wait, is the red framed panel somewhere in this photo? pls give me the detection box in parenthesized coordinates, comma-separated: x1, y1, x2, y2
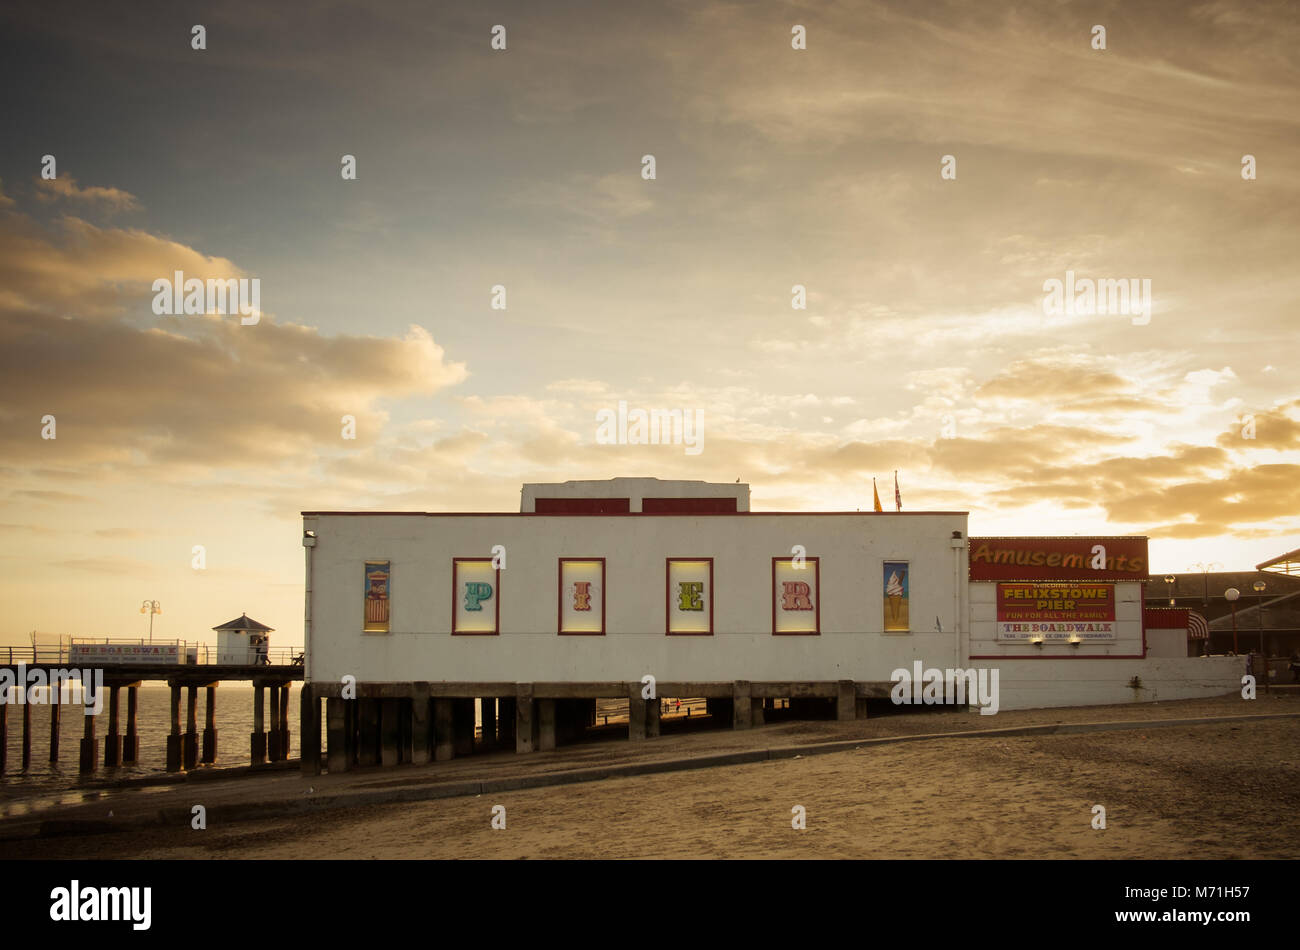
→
(558, 557, 606, 635)
(451, 557, 501, 635)
(665, 557, 714, 636)
(771, 556, 820, 635)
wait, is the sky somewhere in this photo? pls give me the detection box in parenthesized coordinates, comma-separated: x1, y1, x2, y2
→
(0, 0, 1297, 647)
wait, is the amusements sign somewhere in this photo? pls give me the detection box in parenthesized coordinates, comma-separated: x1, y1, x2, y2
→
(969, 537, 1148, 582)
(996, 583, 1116, 641)
(69, 644, 181, 664)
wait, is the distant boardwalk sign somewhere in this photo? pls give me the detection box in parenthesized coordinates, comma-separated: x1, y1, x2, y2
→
(69, 643, 181, 664)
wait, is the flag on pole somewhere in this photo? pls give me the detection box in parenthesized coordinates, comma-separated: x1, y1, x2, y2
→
(872, 477, 883, 512)
(894, 470, 902, 512)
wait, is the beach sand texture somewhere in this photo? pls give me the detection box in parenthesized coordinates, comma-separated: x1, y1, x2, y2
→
(4, 693, 1297, 860)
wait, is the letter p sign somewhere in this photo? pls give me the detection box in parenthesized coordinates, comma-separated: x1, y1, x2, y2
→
(464, 582, 493, 612)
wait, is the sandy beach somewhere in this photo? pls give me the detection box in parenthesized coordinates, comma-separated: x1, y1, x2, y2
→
(4, 692, 1297, 860)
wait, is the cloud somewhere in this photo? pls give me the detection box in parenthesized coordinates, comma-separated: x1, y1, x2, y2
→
(35, 175, 139, 212)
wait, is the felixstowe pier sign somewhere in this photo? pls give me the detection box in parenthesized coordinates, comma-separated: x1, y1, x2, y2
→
(968, 537, 1148, 582)
(996, 583, 1116, 641)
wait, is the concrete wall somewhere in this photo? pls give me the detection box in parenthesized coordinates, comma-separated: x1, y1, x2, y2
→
(985, 656, 1244, 711)
(305, 512, 968, 685)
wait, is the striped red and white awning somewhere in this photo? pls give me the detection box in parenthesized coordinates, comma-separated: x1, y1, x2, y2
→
(1188, 611, 1209, 639)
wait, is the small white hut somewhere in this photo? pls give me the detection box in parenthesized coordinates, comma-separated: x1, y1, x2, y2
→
(213, 613, 274, 665)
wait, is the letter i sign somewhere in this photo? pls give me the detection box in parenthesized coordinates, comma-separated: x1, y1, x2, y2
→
(573, 581, 592, 611)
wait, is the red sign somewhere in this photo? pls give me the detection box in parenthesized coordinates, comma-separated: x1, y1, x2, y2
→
(997, 583, 1116, 641)
(969, 537, 1147, 582)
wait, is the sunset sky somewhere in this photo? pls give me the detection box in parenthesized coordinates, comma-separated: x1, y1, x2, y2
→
(1, 1, 1297, 647)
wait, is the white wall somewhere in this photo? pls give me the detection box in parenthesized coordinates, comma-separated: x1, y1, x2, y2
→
(1146, 627, 1189, 658)
(305, 512, 967, 685)
(982, 656, 1244, 710)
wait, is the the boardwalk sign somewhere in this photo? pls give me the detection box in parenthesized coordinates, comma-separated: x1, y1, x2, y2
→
(69, 643, 180, 664)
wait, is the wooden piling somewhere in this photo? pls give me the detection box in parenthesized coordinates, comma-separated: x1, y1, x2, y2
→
(79, 700, 97, 774)
(410, 684, 430, 765)
(280, 684, 292, 759)
(122, 685, 139, 763)
(202, 685, 218, 764)
(251, 684, 266, 765)
(732, 681, 752, 730)
(380, 698, 400, 766)
(646, 694, 661, 738)
(268, 685, 281, 762)
(433, 698, 454, 761)
(166, 682, 182, 772)
(326, 696, 349, 773)
(514, 685, 534, 754)
(498, 697, 516, 747)
(300, 682, 321, 775)
(21, 700, 31, 770)
(103, 685, 121, 767)
(837, 680, 857, 721)
(49, 692, 60, 762)
(183, 684, 199, 770)
(537, 698, 556, 751)
(0, 698, 7, 773)
(628, 687, 646, 741)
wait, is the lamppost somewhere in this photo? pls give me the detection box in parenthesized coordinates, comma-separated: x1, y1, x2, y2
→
(1189, 562, 1223, 606)
(1253, 579, 1267, 654)
(140, 599, 161, 643)
(1164, 574, 1176, 606)
(1224, 588, 1240, 656)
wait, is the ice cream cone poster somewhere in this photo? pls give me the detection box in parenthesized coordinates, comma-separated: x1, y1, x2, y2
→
(364, 560, 391, 632)
(883, 561, 909, 631)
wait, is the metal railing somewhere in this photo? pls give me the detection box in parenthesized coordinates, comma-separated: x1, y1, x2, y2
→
(2, 643, 304, 666)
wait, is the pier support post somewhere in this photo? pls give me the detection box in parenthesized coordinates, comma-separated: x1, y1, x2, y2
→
(280, 684, 291, 760)
(167, 682, 182, 771)
(380, 698, 400, 767)
(452, 698, 475, 756)
(515, 685, 534, 754)
(646, 696, 661, 738)
(251, 684, 266, 765)
(79, 701, 97, 774)
(123, 685, 139, 763)
(628, 686, 647, 741)
(22, 700, 32, 770)
(49, 692, 61, 762)
(357, 698, 379, 766)
(733, 681, 752, 730)
(0, 699, 6, 773)
(537, 698, 556, 751)
(326, 696, 349, 772)
(479, 697, 497, 751)
(751, 695, 765, 727)
(299, 683, 320, 774)
(183, 685, 199, 770)
(434, 698, 454, 761)
(837, 680, 857, 721)
(202, 685, 218, 764)
(411, 684, 430, 765)
(103, 685, 121, 767)
(268, 685, 282, 762)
